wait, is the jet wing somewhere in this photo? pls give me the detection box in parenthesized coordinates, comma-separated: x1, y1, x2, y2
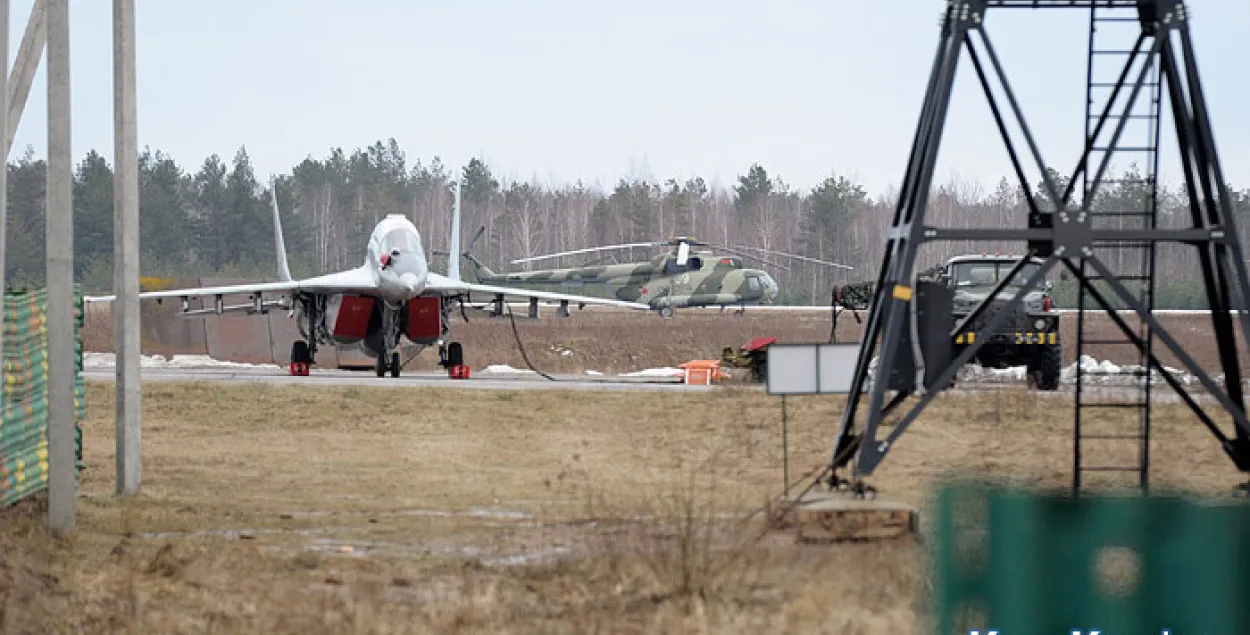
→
(84, 266, 379, 303)
(424, 272, 650, 310)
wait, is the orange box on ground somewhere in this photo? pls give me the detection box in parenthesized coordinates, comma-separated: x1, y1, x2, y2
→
(679, 360, 726, 385)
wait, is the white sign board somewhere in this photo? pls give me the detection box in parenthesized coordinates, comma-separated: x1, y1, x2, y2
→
(766, 342, 862, 395)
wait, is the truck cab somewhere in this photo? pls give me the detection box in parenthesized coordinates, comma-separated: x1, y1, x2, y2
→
(939, 254, 1061, 390)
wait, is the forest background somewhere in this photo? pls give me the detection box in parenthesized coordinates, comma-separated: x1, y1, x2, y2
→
(7, 138, 1247, 308)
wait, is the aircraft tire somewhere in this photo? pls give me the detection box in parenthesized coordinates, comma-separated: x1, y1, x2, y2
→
(390, 352, 401, 378)
(658, 306, 674, 319)
(291, 340, 311, 364)
(375, 352, 387, 378)
(447, 342, 464, 367)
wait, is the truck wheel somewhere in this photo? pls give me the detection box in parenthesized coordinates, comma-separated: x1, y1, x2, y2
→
(1034, 343, 1061, 391)
(751, 354, 767, 383)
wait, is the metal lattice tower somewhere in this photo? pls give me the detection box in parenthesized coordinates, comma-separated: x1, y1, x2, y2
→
(828, 0, 1250, 497)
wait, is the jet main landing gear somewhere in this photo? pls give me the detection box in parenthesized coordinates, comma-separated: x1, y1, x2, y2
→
(290, 340, 312, 376)
(440, 341, 469, 379)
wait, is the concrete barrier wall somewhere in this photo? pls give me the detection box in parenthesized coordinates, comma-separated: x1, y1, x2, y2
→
(141, 276, 209, 357)
(198, 277, 277, 364)
(88, 277, 361, 369)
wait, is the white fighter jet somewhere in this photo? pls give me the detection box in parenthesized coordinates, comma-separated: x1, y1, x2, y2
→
(85, 181, 650, 377)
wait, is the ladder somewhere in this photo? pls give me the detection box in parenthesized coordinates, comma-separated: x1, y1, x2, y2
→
(1072, 3, 1162, 496)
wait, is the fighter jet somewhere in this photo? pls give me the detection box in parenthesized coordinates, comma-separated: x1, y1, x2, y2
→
(84, 181, 650, 378)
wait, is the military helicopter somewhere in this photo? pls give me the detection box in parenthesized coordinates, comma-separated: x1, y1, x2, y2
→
(444, 227, 853, 317)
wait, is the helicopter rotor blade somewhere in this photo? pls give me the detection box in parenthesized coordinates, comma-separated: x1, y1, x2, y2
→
(720, 244, 854, 270)
(510, 241, 664, 265)
(709, 244, 792, 272)
(465, 225, 487, 254)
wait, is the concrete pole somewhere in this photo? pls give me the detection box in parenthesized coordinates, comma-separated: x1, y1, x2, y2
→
(6, 0, 43, 153)
(45, 0, 73, 536)
(112, 0, 140, 495)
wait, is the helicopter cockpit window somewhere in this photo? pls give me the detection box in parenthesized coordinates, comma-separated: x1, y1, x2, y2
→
(747, 276, 761, 291)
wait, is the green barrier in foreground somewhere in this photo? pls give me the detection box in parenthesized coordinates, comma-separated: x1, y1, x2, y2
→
(933, 481, 1250, 635)
(0, 287, 85, 508)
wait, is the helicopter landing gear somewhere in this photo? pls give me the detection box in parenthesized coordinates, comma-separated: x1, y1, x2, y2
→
(658, 306, 674, 319)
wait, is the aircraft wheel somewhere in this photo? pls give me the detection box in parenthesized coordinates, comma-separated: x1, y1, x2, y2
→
(291, 340, 311, 364)
(289, 340, 312, 376)
(658, 306, 674, 319)
(390, 352, 401, 378)
(446, 342, 464, 367)
(375, 352, 387, 378)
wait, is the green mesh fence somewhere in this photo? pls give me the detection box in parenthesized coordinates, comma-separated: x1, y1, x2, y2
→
(933, 481, 1250, 635)
(0, 286, 85, 508)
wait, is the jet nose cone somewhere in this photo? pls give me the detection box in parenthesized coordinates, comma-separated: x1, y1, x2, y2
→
(400, 272, 424, 294)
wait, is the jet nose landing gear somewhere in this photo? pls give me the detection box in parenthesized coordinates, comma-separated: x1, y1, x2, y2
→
(375, 350, 401, 378)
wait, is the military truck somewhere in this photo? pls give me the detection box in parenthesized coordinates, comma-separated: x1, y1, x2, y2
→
(832, 253, 1061, 391)
(934, 254, 1061, 390)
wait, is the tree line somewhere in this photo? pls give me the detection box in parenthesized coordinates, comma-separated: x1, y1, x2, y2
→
(4, 139, 1248, 307)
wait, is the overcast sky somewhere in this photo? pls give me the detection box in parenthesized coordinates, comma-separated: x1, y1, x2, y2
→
(7, 0, 1248, 199)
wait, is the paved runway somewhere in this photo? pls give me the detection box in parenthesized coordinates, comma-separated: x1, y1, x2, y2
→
(83, 365, 1223, 403)
(82, 353, 1233, 403)
(82, 366, 718, 393)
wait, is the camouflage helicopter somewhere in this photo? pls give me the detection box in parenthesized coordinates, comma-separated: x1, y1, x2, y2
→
(447, 227, 853, 318)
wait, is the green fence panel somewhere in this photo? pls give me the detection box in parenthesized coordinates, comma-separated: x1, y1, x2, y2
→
(0, 286, 85, 508)
(933, 481, 1250, 635)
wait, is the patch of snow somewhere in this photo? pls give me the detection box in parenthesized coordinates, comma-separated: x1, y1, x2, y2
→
(957, 364, 1027, 383)
(868, 353, 1204, 388)
(621, 367, 685, 378)
(164, 354, 278, 369)
(585, 370, 603, 375)
(1061, 354, 1196, 387)
(480, 364, 536, 374)
(83, 351, 278, 370)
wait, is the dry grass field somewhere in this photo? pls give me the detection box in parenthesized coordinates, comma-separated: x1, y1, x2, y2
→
(2, 381, 1249, 633)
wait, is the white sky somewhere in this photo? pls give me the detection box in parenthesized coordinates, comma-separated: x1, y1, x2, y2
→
(7, 0, 1249, 199)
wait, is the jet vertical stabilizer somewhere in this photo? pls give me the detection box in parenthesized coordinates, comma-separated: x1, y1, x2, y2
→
(271, 178, 293, 282)
(447, 179, 463, 282)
